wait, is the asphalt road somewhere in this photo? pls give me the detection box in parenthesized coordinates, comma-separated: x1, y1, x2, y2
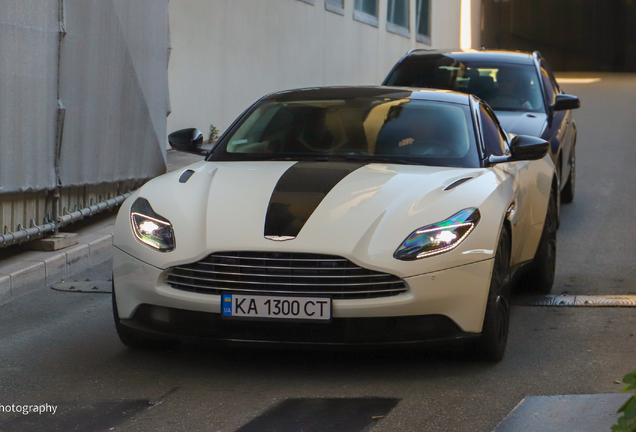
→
(1, 74, 635, 432)
(555, 73, 636, 296)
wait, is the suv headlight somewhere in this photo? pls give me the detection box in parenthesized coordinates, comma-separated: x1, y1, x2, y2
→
(394, 208, 480, 261)
(130, 198, 176, 252)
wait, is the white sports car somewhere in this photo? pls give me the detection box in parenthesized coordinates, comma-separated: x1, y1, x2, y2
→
(112, 87, 557, 361)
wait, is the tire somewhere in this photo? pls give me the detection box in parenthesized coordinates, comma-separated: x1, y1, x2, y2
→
(473, 226, 511, 362)
(555, 156, 562, 229)
(525, 190, 558, 294)
(561, 144, 575, 203)
(112, 286, 180, 350)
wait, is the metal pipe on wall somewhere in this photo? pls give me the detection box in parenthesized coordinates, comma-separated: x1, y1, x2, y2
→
(0, 192, 131, 247)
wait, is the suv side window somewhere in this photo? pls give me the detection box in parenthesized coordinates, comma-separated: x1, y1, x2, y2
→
(540, 61, 559, 105)
(480, 105, 507, 157)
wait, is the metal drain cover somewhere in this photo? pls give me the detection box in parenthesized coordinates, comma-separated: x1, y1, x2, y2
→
(51, 280, 112, 293)
(515, 294, 636, 307)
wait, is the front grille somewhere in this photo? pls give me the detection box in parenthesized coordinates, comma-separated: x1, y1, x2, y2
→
(165, 252, 407, 300)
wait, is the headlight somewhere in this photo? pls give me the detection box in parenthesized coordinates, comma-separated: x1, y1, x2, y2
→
(130, 198, 176, 252)
(394, 208, 480, 261)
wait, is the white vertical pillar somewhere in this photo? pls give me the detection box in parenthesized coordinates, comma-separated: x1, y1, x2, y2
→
(460, 0, 472, 49)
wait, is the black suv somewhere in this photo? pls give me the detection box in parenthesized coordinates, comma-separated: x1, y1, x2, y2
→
(384, 49, 580, 205)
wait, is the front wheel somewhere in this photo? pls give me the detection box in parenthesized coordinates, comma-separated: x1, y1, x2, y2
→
(473, 226, 511, 362)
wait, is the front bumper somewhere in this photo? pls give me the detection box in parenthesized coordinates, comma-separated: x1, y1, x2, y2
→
(114, 247, 494, 340)
(121, 306, 474, 345)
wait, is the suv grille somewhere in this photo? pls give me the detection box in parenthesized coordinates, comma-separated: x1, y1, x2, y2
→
(165, 252, 407, 300)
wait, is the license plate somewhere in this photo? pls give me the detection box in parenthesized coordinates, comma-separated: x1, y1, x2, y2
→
(221, 294, 331, 320)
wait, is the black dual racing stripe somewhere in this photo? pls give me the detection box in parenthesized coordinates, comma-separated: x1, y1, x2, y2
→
(264, 161, 367, 237)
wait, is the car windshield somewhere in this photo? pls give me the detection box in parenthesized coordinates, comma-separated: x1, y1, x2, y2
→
(385, 58, 545, 113)
(210, 97, 480, 168)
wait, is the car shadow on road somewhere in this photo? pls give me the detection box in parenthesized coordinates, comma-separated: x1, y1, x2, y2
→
(110, 338, 503, 385)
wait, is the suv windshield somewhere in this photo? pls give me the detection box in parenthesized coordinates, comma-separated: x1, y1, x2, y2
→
(210, 97, 480, 168)
(385, 57, 545, 113)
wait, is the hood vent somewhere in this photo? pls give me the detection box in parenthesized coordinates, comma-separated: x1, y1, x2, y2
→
(444, 177, 473, 191)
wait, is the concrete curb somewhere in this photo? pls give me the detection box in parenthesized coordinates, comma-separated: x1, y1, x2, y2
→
(0, 228, 115, 307)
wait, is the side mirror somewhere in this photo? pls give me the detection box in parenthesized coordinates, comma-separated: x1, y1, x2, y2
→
(168, 128, 206, 155)
(488, 135, 549, 164)
(551, 94, 580, 111)
(509, 135, 549, 161)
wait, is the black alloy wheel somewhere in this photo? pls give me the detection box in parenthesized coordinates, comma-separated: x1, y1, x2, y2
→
(561, 143, 575, 203)
(112, 282, 180, 350)
(474, 226, 511, 362)
(525, 190, 558, 294)
(555, 157, 562, 229)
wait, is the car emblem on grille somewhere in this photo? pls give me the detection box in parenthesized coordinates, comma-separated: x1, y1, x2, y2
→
(264, 235, 296, 242)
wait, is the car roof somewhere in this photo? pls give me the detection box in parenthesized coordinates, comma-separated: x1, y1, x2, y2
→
(402, 49, 537, 65)
(264, 86, 472, 106)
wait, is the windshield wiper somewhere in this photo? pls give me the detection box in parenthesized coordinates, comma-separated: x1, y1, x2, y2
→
(271, 156, 332, 162)
(238, 155, 419, 165)
(343, 155, 420, 165)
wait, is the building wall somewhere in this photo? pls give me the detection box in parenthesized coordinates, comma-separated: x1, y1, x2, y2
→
(167, 0, 470, 139)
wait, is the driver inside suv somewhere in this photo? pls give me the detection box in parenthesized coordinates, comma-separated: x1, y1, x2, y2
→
(488, 68, 535, 110)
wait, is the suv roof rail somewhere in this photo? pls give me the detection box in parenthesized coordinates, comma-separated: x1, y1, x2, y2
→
(406, 48, 438, 55)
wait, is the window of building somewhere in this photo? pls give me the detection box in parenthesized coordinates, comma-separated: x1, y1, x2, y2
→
(416, 0, 431, 44)
(354, 0, 378, 27)
(297, 0, 314, 4)
(325, 0, 345, 15)
(387, 0, 410, 38)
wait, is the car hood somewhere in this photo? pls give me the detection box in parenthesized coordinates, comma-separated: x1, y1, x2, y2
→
(115, 160, 507, 277)
(495, 111, 547, 137)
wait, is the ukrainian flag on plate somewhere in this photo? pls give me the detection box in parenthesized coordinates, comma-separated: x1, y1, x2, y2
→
(222, 294, 233, 316)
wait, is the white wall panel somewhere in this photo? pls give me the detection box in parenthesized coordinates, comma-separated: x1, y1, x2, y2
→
(167, 0, 464, 140)
(0, 0, 59, 193)
(58, 0, 168, 187)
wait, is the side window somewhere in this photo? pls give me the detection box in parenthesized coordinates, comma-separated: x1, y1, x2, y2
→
(480, 105, 507, 157)
(540, 62, 559, 105)
(542, 61, 561, 93)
